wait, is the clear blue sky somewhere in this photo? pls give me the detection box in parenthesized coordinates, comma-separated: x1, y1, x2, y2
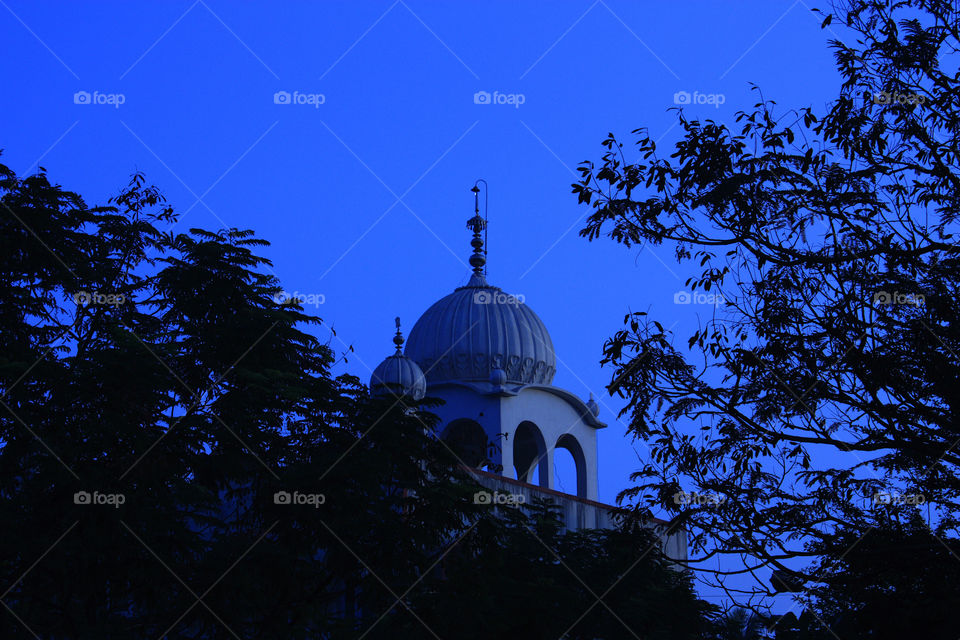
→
(3, 0, 841, 607)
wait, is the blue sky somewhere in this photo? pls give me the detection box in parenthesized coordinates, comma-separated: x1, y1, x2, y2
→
(3, 0, 842, 607)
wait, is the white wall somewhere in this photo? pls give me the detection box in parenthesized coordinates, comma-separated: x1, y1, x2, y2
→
(499, 387, 599, 501)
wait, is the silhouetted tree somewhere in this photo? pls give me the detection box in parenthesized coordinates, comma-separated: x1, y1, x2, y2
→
(0, 159, 714, 638)
(796, 516, 960, 638)
(379, 500, 713, 640)
(0, 161, 487, 638)
(573, 0, 960, 632)
(715, 608, 768, 640)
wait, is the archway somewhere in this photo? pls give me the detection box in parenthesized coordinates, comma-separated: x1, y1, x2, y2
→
(513, 421, 548, 487)
(553, 447, 577, 496)
(555, 434, 587, 498)
(441, 419, 489, 469)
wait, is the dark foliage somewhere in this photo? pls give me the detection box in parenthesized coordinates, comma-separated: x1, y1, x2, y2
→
(573, 0, 960, 633)
(0, 160, 712, 638)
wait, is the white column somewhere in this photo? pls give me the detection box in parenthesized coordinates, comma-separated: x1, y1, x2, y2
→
(538, 447, 554, 489)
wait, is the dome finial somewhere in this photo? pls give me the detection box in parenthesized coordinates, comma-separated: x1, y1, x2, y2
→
(490, 356, 506, 388)
(587, 392, 600, 417)
(468, 181, 488, 278)
(393, 316, 404, 354)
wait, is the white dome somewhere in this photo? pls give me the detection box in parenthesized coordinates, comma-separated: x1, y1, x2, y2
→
(369, 318, 426, 400)
(405, 273, 556, 386)
(370, 353, 426, 400)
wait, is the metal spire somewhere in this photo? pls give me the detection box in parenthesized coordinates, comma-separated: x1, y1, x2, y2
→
(468, 181, 488, 277)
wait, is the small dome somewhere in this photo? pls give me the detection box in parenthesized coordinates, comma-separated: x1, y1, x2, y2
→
(405, 273, 556, 386)
(370, 318, 426, 400)
(370, 354, 426, 400)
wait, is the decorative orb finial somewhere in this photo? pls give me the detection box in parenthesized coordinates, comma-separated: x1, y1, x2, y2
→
(393, 316, 404, 354)
(587, 392, 600, 417)
(490, 356, 506, 387)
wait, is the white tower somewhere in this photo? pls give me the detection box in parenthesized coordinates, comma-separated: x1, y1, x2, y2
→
(396, 185, 605, 501)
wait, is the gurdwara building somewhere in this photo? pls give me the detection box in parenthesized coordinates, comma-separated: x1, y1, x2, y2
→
(368, 196, 686, 561)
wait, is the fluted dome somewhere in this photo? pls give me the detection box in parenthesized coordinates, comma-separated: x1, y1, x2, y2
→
(370, 354, 426, 400)
(370, 318, 426, 400)
(405, 273, 556, 386)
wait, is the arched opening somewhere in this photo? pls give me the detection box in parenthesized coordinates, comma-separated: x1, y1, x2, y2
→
(513, 421, 548, 487)
(553, 447, 577, 496)
(441, 419, 489, 469)
(555, 434, 587, 498)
